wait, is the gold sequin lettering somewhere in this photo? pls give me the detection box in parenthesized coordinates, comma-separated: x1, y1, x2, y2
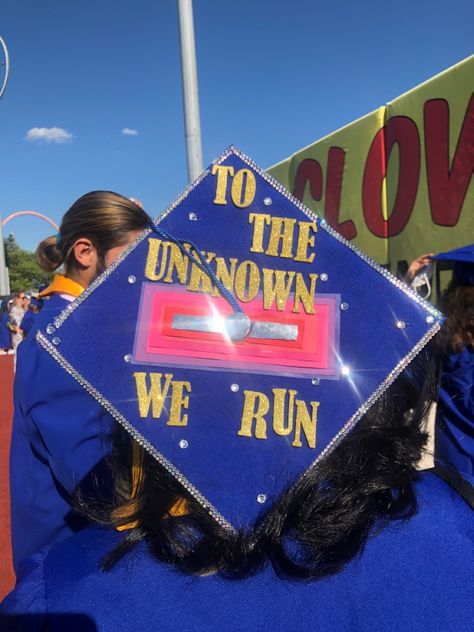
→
(248, 213, 271, 253)
(145, 238, 170, 281)
(231, 168, 256, 208)
(292, 400, 320, 449)
(237, 388, 319, 448)
(167, 381, 191, 426)
(211, 257, 238, 297)
(234, 260, 260, 302)
(293, 273, 318, 314)
(163, 243, 190, 284)
(266, 217, 297, 259)
(187, 252, 217, 293)
(262, 268, 295, 311)
(238, 390, 269, 439)
(272, 388, 297, 436)
(134, 372, 192, 427)
(212, 165, 234, 205)
(134, 372, 173, 418)
(294, 221, 317, 263)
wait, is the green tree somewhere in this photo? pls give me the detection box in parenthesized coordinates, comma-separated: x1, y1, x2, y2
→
(4, 234, 52, 292)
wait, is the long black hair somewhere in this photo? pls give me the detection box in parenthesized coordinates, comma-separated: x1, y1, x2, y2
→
(78, 350, 434, 580)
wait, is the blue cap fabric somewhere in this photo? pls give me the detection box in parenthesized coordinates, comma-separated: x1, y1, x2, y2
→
(36, 147, 443, 531)
(432, 244, 474, 286)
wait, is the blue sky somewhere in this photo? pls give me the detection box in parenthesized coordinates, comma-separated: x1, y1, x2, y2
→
(1, 0, 472, 251)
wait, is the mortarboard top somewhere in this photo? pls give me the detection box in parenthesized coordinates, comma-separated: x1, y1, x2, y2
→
(36, 146, 443, 531)
(432, 244, 474, 287)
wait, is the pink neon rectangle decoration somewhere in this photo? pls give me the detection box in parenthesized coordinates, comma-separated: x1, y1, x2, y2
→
(133, 284, 339, 377)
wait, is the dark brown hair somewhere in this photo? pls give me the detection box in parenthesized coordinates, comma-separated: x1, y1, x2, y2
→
(36, 191, 151, 273)
(437, 280, 474, 355)
(77, 352, 434, 580)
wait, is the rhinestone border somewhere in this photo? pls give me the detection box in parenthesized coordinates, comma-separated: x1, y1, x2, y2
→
(36, 330, 236, 533)
(38, 145, 444, 531)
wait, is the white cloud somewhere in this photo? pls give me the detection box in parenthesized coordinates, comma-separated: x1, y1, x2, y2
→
(25, 127, 74, 144)
(122, 127, 139, 136)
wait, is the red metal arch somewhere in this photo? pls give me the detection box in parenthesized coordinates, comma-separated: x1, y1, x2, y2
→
(2, 210, 59, 231)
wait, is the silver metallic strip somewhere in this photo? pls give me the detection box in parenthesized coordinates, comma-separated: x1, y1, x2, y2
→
(250, 321, 298, 341)
(172, 314, 298, 341)
(172, 314, 224, 334)
(36, 330, 236, 533)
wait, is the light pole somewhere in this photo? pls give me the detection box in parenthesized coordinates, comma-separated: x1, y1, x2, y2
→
(0, 35, 10, 295)
(177, 0, 203, 182)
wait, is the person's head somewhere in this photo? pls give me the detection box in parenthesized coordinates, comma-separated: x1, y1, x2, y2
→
(36, 191, 152, 288)
(437, 278, 474, 355)
(79, 352, 433, 580)
(12, 292, 27, 308)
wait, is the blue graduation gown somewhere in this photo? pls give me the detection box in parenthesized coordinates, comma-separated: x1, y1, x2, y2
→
(19, 309, 36, 337)
(0, 312, 11, 349)
(9, 293, 114, 574)
(436, 347, 474, 484)
(1, 473, 473, 632)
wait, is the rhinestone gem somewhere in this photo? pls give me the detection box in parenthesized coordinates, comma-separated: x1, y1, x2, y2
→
(426, 315, 435, 324)
(46, 324, 55, 335)
(340, 302, 349, 311)
(230, 383, 239, 392)
(189, 212, 198, 221)
(311, 377, 320, 386)
(396, 320, 406, 329)
(128, 275, 137, 284)
(257, 494, 267, 504)
(341, 365, 351, 376)
(52, 337, 61, 346)
(179, 439, 188, 449)
(263, 197, 272, 206)
(124, 354, 133, 363)
(319, 273, 328, 282)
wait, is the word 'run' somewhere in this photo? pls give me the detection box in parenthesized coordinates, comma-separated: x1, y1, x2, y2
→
(238, 388, 320, 449)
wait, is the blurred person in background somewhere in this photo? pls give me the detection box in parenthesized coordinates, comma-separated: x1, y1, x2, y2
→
(406, 245, 474, 486)
(431, 245, 474, 486)
(8, 293, 27, 351)
(19, 296, 43, 338)
(0, 300, 12, 353)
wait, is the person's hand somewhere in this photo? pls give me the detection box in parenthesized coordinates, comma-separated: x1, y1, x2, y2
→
(405, 253, 434, 283)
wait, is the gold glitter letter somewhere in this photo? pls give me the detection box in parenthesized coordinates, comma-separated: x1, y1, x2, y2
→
(248, 213, 271, 254)
(163, 242, 190, 285)
(188, 252, 216, 294)
(272, 388, 297, 436)
(167, 381, 191, 426)
(231, 169, 256, 208)
(212, 164, 235, 205)
(234, 260, 261, 302)
(262, 268, 295, 310)
(294, 221, 317, 263)
(238, 390, 269, 440)
(212, 256, 238, 297)
(145, 238, 170, 281)
(293, 273, 318, 314)
(292, 399, 320, 449)
(266, 217, 297, 259)
(134, 372, 173, 419)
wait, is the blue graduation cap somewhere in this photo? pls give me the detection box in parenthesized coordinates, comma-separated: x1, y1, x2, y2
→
(432, 244, 474, 287)
(36, 147, 443, 531)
